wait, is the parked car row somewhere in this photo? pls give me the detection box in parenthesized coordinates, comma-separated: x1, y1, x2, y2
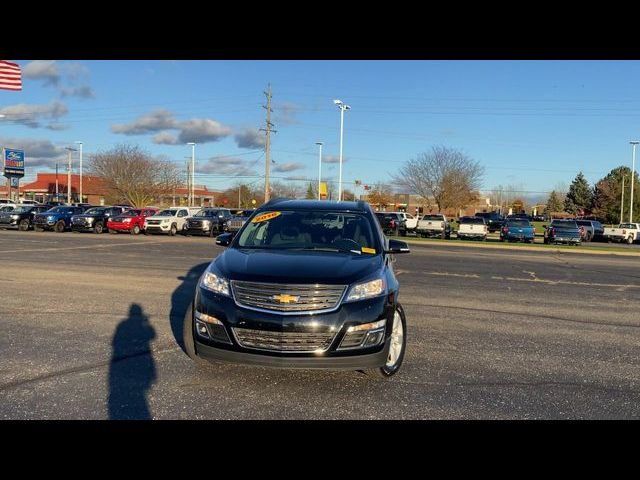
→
(0, 203, 259, 237)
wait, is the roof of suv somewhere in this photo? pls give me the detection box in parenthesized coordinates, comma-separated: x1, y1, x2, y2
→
(256, 199, 368, 213)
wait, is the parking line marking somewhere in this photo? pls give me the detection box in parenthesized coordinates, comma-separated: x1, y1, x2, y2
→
(0, 240, 169, 254)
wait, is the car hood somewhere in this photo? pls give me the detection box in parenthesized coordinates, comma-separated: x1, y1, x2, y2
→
(147, 215, 176, 220)
(215, 248, 383, 285)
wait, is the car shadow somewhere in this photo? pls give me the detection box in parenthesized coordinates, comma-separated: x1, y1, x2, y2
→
(170, 262, 210, 354)
(108, 304, 157, 420)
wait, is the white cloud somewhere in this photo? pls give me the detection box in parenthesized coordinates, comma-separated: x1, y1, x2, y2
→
(275, 102, 301, 125)
(234, 128, 266, 149)
(273, 162, 305, 173)
(59, 85, 95, 99)
(23, 60, 60, 86)
(0, 136, 66, 169)
(111, 110, 177, 135)
(323, 154, 347, 164)
(197, 156, 258, 176)
(0, 101, 68, 128)
(152, 131, 178, 145)
(177, 118, 232, 144)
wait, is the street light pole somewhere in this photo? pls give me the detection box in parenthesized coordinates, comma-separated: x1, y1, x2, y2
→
(187, 143, 196, 207)
(75, 141, 83, 203)
(620, 175, 626, 224)
(65, 147, 77, 205)
(316, 142, 323, 200)
(334, 99, 351, 202)
(630, 141, 639, 223)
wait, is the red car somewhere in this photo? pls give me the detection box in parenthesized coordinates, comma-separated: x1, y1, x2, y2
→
(107, 207, 158, 235)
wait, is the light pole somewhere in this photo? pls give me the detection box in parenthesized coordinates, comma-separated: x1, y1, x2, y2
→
(65, 146, 77, 204)
(316, 142, 323, 200)
(620, 175, 626, 224)
(187, 143, 196, 207)
(630, 141, 639, 223)
(333, 99, 350, 202)
(75, 141, 83, 203)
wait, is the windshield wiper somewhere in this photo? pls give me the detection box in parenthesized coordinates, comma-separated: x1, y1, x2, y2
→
(291, 246, 362, 255)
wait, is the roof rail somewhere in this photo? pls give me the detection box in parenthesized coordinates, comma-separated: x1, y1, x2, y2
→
(261, 197, 289, 208)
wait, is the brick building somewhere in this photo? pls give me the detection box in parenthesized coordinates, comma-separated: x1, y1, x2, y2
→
(18, 173, 110, 205)
(366, 192, 494, 218)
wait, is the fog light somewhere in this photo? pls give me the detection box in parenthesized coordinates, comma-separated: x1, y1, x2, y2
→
(339, 320, 387, 350)
(195, 320, 210, 338)
(363, 329, 385, 347)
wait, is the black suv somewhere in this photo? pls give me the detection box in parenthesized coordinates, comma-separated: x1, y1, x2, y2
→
(474, 211, 505, 232)
(374, 212, 404, 236)
(184, 208, 232, 237)
(183, 199, 410, 378)
(71, 206, 128, 234)
(0, 204, 50, 230)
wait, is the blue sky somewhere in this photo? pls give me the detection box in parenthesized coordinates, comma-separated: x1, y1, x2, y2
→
(3, 60, 640, 199)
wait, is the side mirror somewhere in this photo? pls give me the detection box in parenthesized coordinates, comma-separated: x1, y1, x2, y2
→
(385, 238, 410, 254)
(216, 232, 233, 247)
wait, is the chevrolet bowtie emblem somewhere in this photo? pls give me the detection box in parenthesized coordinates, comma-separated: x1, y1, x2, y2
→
(272, 294, 300, 304)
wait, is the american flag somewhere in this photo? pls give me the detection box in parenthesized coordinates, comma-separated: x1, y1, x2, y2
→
(0, 60, 22, 91)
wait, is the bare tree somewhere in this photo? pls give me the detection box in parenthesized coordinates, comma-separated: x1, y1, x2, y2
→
(89, 144, 182, 207)
(269, 181, 302, 199)
(394, 146, 484, 212)
(366, 182, 395, 208)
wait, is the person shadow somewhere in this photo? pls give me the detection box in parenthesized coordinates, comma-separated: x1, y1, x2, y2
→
(108, 304, 157, 420)
(170, 262, 210, 354)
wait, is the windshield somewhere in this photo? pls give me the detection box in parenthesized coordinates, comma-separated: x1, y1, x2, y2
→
(12, 206, 33, 213)
(460, 217, 485, 224)
(507, 219, 531, 227)
(47, 207, 73, 214)
(552, 220, 578, 228)
(84, 208, 107, 215)
(619, 223, 637, 229)
(195, 210, 216, 217)
(121, 209, 141, 216)
(0, 206, 14, 212)
(157, 209, 177, 216)
(236, 210, 378, 254)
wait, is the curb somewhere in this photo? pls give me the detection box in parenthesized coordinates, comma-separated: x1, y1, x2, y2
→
(402, 238, 640, 257)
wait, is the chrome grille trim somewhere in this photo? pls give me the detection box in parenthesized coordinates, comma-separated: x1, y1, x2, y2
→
(230, 281, 347, 315)
(232, 327, 336, 352)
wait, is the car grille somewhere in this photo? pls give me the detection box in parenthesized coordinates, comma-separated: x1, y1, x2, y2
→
(34, 216, 47, 224)
(230, 281, 346, 313)
(72, 218, 87, 225)
(146, 219, 161, 225)
(232, 327, 336, 352)
(189, 220, 203, 228)
(227, 219, 245, 231)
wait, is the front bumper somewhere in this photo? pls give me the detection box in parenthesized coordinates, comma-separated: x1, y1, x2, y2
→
(107, 221, 135, 231)
(194, 288, 394, 369)
(185, 225, 214, 235)
(145, 224, 172, 233)
(71, 224, 95, 232)
(0, 219, 19, 228)
(550, 236, 581, 243)
(34, 219, 57, 230)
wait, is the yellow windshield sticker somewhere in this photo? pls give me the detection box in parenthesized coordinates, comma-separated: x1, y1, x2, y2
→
(251, 211, 281, 223)
(361, 247, 376, 254)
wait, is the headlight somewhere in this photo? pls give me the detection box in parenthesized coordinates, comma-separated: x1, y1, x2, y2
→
(86, 217, 94, 223)
(345, 278, 386, 302)
(200, 270, 230, 296)
(11, 214, 19, 220)
(202, 220, 211, 225)
(47, 215, 55, 220)
(123, 218, 132, 223)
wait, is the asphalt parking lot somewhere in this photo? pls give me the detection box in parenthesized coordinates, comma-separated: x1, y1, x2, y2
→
(1, 229, 639, 419)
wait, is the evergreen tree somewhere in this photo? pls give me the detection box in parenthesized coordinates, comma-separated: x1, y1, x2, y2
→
(564, 172, 593, 215)
(546, 190, 563, 214)
(306, 182, 316, 199)
(591, 166, 640, 223)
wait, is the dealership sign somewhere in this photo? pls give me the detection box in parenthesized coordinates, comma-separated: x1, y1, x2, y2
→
(3, 148, 25, 178)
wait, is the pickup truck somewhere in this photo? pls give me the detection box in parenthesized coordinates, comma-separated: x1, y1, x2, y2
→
(71, 206, 128, 234)
(475, 211, 505, 233)
(457, 216, 488, 240)
(375, 212, 403, 235)
(225, 209, 256, 234)
(543, 219, 582, 245)
(416, 214, 451, 239)
(603, 223, 640, 244)
(501, 218, 535, 243)
(575, 219, 605, 242)
(0, 204, 51, 230)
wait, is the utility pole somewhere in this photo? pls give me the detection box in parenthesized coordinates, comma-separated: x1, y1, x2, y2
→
(261, 83, 276, 203)
(187, 143, 196, 207)
(185, 158, 191, 206)
(65, 146, 77, 204)
(620, 175, 626, 224)
(55, 161, 59, 200)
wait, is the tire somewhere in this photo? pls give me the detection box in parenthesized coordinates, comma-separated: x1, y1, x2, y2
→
(18, 219, 30, 231)
(35, 226, 44, 232)
(183, 300, 208, 367)
(54, 220, 65, 233)
(585, 233, 592, 243)
(362, 303, 407, 379)
(627, 236, 634, 245)
(94, 222, 104, 234)
(209, 227, 216, 238)
(169, 223, 177, 236)
(131, 224, 140, 235)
